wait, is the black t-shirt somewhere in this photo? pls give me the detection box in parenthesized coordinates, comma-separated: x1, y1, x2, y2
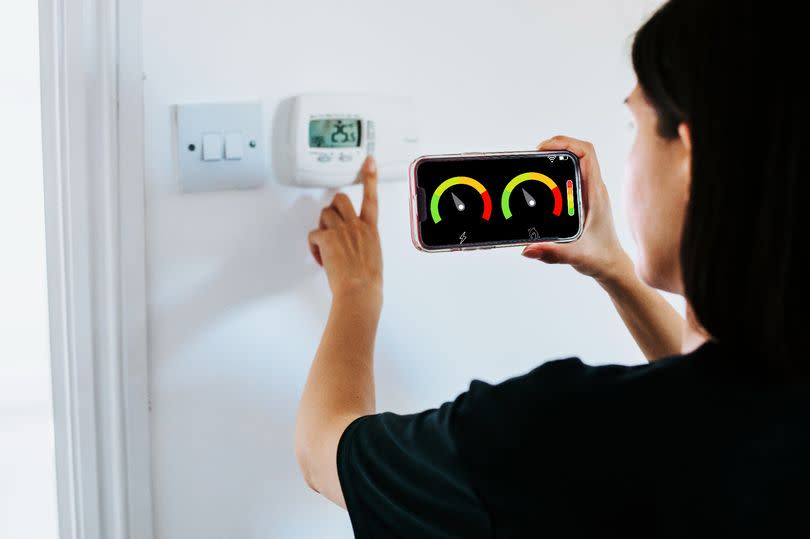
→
(336, 341, 810, 538)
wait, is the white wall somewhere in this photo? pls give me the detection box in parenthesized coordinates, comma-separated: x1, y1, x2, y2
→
(143, 1, 665, 537)
(0, 2, 58, 538)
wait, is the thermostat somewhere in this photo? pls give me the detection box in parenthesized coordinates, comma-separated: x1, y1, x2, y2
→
(272, 95, 419, 188)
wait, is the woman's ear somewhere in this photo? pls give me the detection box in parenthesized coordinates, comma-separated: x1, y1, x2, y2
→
(677, 122, 692, 153)
(677, 122, 692, 195)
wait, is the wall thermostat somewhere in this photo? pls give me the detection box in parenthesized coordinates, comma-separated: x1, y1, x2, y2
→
(272, 94, 419, 188)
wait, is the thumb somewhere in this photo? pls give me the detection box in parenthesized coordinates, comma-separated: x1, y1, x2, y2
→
(521, 243, 564, 264)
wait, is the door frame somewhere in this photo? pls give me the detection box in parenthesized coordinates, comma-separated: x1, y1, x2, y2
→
(38, 0, 153, 537)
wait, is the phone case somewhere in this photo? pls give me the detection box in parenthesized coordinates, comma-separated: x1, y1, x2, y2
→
(409, 150, 584, 252)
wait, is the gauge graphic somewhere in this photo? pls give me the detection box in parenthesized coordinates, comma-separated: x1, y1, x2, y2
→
(501, 172, 562, 219)
(430, 176, 492, 224)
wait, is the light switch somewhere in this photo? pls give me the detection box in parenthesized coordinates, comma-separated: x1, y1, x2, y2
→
(202, 133, 223, 161)
(175, 102, 265, 193)
(224, 132, 243, 160)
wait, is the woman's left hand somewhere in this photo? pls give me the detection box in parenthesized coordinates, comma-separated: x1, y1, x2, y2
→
(308, 156, 383, 304)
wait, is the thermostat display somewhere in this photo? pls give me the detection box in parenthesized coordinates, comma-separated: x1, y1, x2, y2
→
(309, 119, 361, 148)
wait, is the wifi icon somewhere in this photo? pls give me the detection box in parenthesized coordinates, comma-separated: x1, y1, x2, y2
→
(548, 156, 556, 162)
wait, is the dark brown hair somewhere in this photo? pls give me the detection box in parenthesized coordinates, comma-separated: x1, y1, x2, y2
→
(632, 0, 807, 380)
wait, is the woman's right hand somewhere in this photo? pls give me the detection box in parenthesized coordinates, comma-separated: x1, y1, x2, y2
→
(521, 135, 631, 283)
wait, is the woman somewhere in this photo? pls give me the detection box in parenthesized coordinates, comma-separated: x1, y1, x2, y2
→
(296, 0, 807, 536)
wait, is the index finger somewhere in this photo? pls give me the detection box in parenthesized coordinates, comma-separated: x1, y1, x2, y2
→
(537, 135, 600, 188)
(359, 156, 379, 226)
(537, 135, 597, 161)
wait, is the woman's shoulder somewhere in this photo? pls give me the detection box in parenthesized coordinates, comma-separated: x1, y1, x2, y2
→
(449, 341, 720, 450)
(459, 342, 712, 410)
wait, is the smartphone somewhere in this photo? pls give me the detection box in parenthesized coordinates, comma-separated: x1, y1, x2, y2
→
(409, 150, 584, 252)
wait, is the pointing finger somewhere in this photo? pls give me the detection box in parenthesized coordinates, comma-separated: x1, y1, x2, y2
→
(359, 156, 379, 226)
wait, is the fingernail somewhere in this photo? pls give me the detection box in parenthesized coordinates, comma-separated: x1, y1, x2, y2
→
(366, 156, 377, 174)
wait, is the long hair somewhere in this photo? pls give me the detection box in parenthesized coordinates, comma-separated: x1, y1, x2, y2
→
(632, 0, 807, 380)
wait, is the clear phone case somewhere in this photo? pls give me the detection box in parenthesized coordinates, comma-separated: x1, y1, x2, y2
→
(409, 150, 584, 252)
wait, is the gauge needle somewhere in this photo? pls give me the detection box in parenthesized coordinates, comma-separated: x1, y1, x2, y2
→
(451, 192, 465, 211)
(522, 188, 536, 208)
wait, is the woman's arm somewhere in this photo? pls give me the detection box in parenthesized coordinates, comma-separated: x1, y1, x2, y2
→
(595, 252, 683, 360)
(295, 157, 382, 508)
(522, 136, 684, 361)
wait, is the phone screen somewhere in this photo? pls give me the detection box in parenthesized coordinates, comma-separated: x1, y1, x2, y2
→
(412, 152, 582, 250)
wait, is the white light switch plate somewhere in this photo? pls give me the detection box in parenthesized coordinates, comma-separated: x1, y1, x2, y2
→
(175, 102, 266, 192)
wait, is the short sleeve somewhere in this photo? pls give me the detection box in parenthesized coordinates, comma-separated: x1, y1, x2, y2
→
(336, 400, 493, 539)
